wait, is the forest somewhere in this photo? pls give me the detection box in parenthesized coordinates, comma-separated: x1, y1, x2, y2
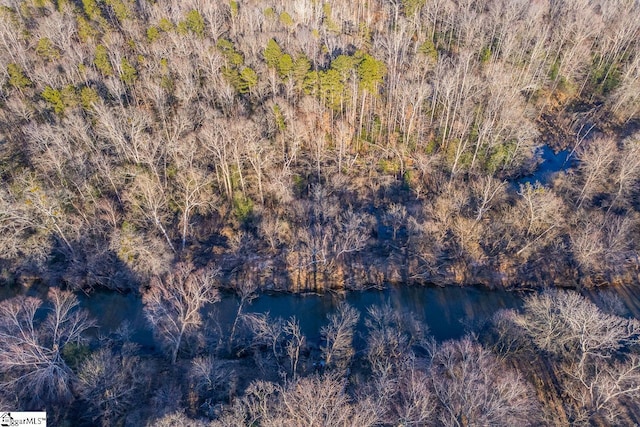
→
(0, 0, 639, 292)
(0, 0, 639, 425)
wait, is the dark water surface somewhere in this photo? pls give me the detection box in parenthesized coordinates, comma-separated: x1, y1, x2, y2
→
(514, 145, 574, 187)
(83, 285, 526, 348)
(9, 281, 640, 353)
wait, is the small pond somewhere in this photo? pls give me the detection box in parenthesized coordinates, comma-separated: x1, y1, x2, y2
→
(513, 145, 574, 187)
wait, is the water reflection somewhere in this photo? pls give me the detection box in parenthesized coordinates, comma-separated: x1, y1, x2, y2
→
(81, 285, 526, 349)
(79, 291, 154, 347)
(241, 286, 526, 342)
(513, 145, 574, 187)
(583, 283, 640, 319)
(13, 283, 640, 353)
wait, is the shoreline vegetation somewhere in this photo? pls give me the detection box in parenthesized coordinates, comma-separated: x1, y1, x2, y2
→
(1, 0, 640, 425)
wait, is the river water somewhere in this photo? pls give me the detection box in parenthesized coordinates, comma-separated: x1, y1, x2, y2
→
(82, 285, 526, 349)
(80, 282, 640, 354)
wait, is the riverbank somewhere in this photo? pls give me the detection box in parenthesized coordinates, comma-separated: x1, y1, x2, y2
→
(208, 246, 628, 294)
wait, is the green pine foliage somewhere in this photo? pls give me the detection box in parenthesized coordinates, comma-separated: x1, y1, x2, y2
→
(183, 9, 205, 37)
(480, 46, 492, 64)
(229, 0, 238, 17)
(418, 39, 437, 60)
(264, 39, 297, 80)
(76, 16, 98, 42)
(81, 0, 101, 20)
(40, 85, 82, 115)
(36, 38, 60, 61)
(591, 56, 622, 96)
(94, 45, 113, 76)
(120, 58, 137, 84)
(233, 193, 253, 221)
(402, 0, 425, 16)
(7, 63, 31, 89)
(264, 7, 275, 19)
(218, 38, 257, 93)
(331, 55, 356, 82)
(277, 54, 293, 78)
(222, 66, 258, 94)
(238, 67, 258, 93)
(146, 26, 160, 42)
(217, 38, 244, 66)
(105, 0, 131, 22)
(357, 54, 386, 94)
(292, 55, 311, 90)
(264, 38, 283, 69)
(318, 69, 345, 110)
(300, 51, 387, 109)
(279, 11, 293, 28)
(147, 17, 172, 42)
(41, 86, 65, 114)
(158, 17, 173, 31)
(273, 104, 286, 131)
(80, 86, 100, 110)
(61, 85, 79, 109)
(322, 2, 340, 32)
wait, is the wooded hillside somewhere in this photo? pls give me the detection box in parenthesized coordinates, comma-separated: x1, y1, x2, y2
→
(1, 0, 639, 292)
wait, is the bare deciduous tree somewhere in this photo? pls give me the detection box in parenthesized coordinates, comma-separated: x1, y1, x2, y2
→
(512, 290, 640, 424)
(381, 356, 435, 426)
(470, 175, 506, 223)
(76, 344, 150, 426)
(515, 290, 639, 361)
(148, 411, 207, 427)
(575, 137, 617, 208)
(321, 302, 360, 371)
(429, 337, 540, 427)
(515, 182, 566, 257)
(608, 134, 640, 212)
(0, 289, 95, 406)
(228, 280, 259, 352)
(365, 303, 428, 374)
(241, 312, 284, 366)
(143, 262, 220, 363)
(384, 203, 407, 241)
(277, 374, 378, 427)
(189, 355, 235, 403)
(126, 172, 176, 254)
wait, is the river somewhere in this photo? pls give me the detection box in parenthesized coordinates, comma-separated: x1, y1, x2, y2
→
(80, 281, 640, 354)
(81, 285, 525, 350)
